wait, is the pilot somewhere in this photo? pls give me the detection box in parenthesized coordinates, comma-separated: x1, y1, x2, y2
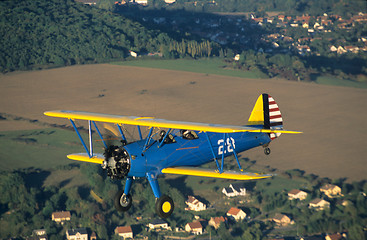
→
(159, 130, 176, 143)
(181, 130, 198, 140)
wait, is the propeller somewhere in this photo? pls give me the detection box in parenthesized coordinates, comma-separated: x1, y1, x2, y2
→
(99, 123, 131, 180)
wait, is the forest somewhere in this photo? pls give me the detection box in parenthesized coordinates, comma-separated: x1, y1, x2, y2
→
(0, 0, 219, 73)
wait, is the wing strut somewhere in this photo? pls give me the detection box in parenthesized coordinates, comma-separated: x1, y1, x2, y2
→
(204, 132, 243, 174)
(117, 124, 127, 143)
(92, 121, 108, 149)
(158, 128, 172, 148)
(70, 119, 92, 158)
(142, 127, 154, 155)
(204, 132, 222, 173)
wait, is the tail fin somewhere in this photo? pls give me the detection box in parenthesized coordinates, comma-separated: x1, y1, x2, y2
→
(248, 93, 283, 140)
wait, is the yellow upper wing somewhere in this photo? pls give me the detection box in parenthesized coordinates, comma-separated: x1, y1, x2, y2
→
(44, 110, 301, 134)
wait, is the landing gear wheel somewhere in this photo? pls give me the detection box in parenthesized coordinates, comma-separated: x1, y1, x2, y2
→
(114, 190, 132, 212)
(155, 195, 174, 218)
(264, 147, 271, 155)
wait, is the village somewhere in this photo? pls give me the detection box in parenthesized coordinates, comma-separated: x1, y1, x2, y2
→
(102, 0, 367, 58)
(28, 181, 354, 240)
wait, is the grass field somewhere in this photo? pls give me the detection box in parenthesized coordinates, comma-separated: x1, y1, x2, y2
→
(112, 58, 268, 79)
(113, 58, 367, 89)
(0, 128, 104, 171)
(316, 75, 367, 88)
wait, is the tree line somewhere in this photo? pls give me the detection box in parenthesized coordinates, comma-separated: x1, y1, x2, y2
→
(0, 0, 220, 73)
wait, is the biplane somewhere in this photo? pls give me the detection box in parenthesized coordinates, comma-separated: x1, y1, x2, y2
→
(44, 93, 301, 218)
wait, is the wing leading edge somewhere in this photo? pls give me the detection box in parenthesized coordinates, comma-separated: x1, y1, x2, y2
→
(161, 166, 273, 180)
(67, 153, 104, 164)
(44, 110, 301, 134)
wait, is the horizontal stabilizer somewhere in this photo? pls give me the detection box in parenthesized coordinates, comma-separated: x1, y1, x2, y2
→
(67, 153, 104, 164)
(161, 166, 273, 180)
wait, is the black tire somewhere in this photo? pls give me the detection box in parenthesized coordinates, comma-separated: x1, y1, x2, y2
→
(114, 190, 132, 212)
(264, 147, 271, 155)
(155, 195, 174, 218)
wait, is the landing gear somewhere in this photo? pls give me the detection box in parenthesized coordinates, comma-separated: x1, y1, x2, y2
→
(155, 195, 174, 218)
(114, 190, 132, 212)
(264, 147, 271, 155)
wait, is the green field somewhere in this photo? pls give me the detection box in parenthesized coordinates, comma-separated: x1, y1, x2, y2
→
(113, 58, 367, 89)
(112, 58, 268, 79)
(0, 128, 104, 171)
(316, 75, 367, 88)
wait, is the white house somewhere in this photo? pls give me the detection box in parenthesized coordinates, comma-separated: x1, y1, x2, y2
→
(222, 187, 236, 197)
(32, 229, 47, 240)
(185, 221, 203, 235)
(222, 183, 246, 197)
(309, 198, 330, 210)
(185, 196, 207, 211)
(209, 216, 227, 229)
(52, 211, 71, 224)
(288, 189, 308, 200)
(226, 207, 247, 221)
(148, 219, 170, 231)
(115, 226, 133, 239)
(272, 213, 293, 226)
(129, 50, 138, 58)
(320, 184, 342, 198)
(66, 228, 88, 240)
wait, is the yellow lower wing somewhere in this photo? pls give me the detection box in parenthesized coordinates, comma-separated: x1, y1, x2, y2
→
(67, 153, 104, 164)
(161, 166, 273, 180)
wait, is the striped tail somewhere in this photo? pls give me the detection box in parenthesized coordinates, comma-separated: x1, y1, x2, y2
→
(247, 93, 284, 140)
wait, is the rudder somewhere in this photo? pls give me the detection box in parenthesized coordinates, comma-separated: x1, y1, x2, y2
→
(247, 93, 283, 140)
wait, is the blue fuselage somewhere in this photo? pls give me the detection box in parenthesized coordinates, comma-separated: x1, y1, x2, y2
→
(124, 131, 271, 178)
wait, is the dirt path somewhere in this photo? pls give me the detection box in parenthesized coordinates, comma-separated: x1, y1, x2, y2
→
(1, 64, 366, 181)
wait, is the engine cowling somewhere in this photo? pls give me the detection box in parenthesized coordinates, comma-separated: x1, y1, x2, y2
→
(102, 145, 130, 180)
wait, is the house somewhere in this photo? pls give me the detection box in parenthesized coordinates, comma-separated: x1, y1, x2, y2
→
(66, 228, 88, 240)
(272, 213, 292, 226)
(226, 207, 247, 221)
(209, 216, 227, 229)
(129, 50, 138, 58)
(222, 187, 236, 197)
(148, 219, 170, 231)
(278, 15, 285, 22)
(222, 183, 246, 197)
(115, 226, 133, 239)
(325, 232, 345, 240)
(344, 46, 359, 53)
(90, 232, 97, 240)
(309, 198, 330, 210)
(330, 46, 338, 52)
(135, 0, 148, 5)
(185, 221, 203, 235)
(185, 196, 207, 211)
(297, 45, 311, 55)
(288, 189, 308, 200)
(32, 229, 47, 240)
(337, 46, 347, 54)
(320, 184, 342, 198)
(52, 211, 71, 223)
